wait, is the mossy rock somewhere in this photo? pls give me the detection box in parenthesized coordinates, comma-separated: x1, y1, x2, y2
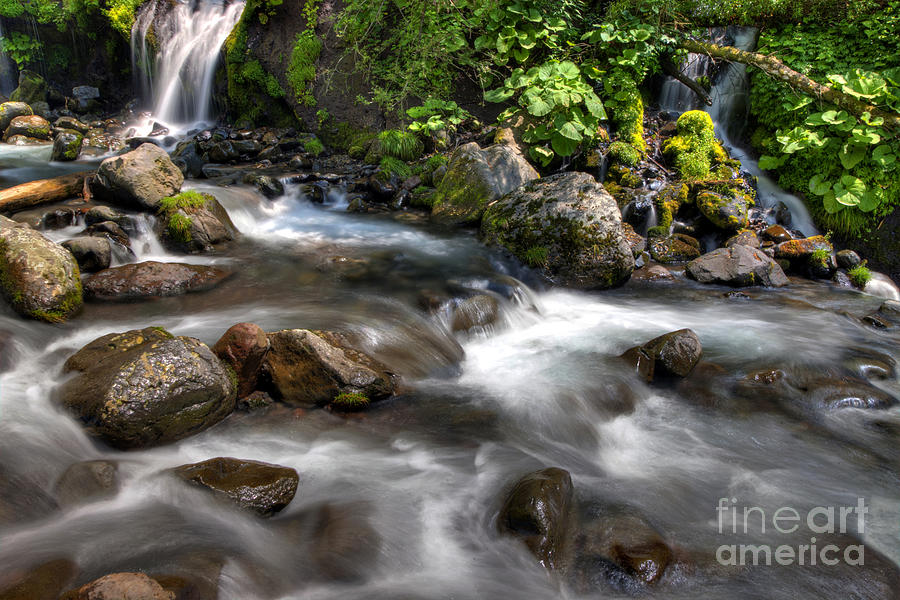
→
(662, 110, 720, 181)
(608, 164, 642, 188)
(649, 233, 701, 264)
(51, 129, 84, 162)
(696, 189, 750, 231)
(655, 183, 689, 230)
(156, 190, 237, 253)
(9, 70, 47, 106)
(3, 115, 51, 141)
(0, 101, 33, 133)
(608, 141, 641, 167)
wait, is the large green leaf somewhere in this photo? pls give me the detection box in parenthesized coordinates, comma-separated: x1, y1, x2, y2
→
(484, 87, 515, 103)
(529, 145, 554, 166)
(859, 190, 880, 212)
(839, 143, 866, 169)
(873, 144, 897, 168)
(551, 132, 579, 156)
(525, 94, 553, 117)
(757, 155, 785, 170)
(822, 190, 843, 214)
(557, 121, 582, 141)
(557, 61, 580, 79)
(584, 94, 606, 119)
(834, 175, 866, 206)
(809, 174, 831, 196)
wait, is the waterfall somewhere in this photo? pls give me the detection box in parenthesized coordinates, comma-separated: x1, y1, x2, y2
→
(659, 27, 818, 236)
(131, 0, 245, 133)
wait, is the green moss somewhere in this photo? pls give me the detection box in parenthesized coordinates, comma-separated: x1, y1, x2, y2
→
(646, 225, 669, 238)
(158, 190, 208, 216)
(287, 30, 321, 107)
(332, 392, 370, 409)
(304, 136, 324, 156)
(610, 77, 647, 154)
(848, 264, 871, 288)
(523, 245, 549, 267)
(655, 183, 689, 230)
(0, 236, 82, 322)
(150, 326, 174, 339)
(104, 0, 144, 38)
(167, 213, 193, 243)
(608, 141, 641, 167)
(663, 110, 720, 181)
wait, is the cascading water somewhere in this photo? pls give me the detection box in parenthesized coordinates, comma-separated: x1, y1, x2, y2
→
(130, 0, 245, 134)
(659, 26, 818, 235)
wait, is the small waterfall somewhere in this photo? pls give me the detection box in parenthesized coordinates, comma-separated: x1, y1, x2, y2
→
(131, 0, 245, 134)
(659, 27, 818, 236)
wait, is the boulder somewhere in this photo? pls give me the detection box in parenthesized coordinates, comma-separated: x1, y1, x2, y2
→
(173, 457, 298, 517)
(451, 295, 500, 332)
(170, 139, 205, 178)
(0, 216, 82, 322)
(212, 323, 269, 398)
(53, 460, 118, 508)
(83, 261, 231, 300)
(3, 134, 50, 145)
(84, 206, 135, 231)
(621, 329, 702, 382)
(61, 573, 173, 600)
(648, 233, 700, 263)
(761, 224, 792, 243)
(497, 467, 573, 570)
(431, 142, 539, 226)
(247, 174, 284, 199)
(0, 101, 32, 133)
(686, 245, 789, 287)
(62, 237, 111, 273)
(696, 190, 749, 230)
(482, 172, 634, 289)
(9, 70, 47, 105)
(156, 191, 236, 253)
(724, 229, 759, 248)
(774, 235, 833, 261)
(83, 221, 130, 247)
(3, 115, 51, 141)
(263, 329, 397, 408)
(836, 249, 862, 269)
(71, 85, 99, 112)
(58, 327, 236, 449)
(94, 143, 184, 211)
(51, 129, 84, 162)
(53, 116, 90, 135)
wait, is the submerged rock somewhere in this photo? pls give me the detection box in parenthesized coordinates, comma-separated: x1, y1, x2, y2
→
(686, 245, 789, 287)
(83, 261, 231, 300)
(212, 323, 270, 398)
(497, 467, 574, 570)
(621, 328, 702, 382)
(482, 172, 635, 289)
(263, 329, 397, 408)
(0, 558, 78, 600)
(53, 460, 118, 508)
(173, 457, 298, 517)
(58, 327, 236, 449)
(93, 143, 184, 211)
(0, 216, 82, 322)
(451, 294, 500, 332)
(62, 572, 174, 600)
(431, 142, 539, 226)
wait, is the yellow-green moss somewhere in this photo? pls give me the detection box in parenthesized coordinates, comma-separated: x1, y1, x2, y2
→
(663, 110, 720, 181)
(608, 141, 641, 167)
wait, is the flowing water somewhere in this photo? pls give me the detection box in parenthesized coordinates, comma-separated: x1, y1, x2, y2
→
(130, 0, 246, 134)
(658, 26, 818, 236)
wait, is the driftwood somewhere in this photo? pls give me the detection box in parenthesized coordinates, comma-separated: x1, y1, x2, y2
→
(679, 39, 900, 130)
(0, 171, 93, 214)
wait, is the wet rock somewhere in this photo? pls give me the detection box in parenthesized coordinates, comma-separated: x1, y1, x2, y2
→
(58, 327, 236, 449)
(724, 229, 759, 248)
(0, 216, 82, 322)
(315, 255, 372, 279)
(94, 143, 184, 211)
(630, 265, 675, 282)
(171, 139, 205, 178)
(836, 249, 862, 269)
(238, 390, 274, 411)
(83, 221, 130, 247)
(54, 116, 89, 135)
(432, 141, 539, 226)
(212, 323, 269, 398)
(482, 172, 635, 289)
(3, 134, 49, 145)
(9, 71, 47, 105)
(173, 457, 298, 517)
(53, 460, 118, 508)
(84, 206, 134, 231)
(0, 101, 32, 133)
(863, 300, 900, 330)
(737, 365, 898, 411)
(208, 140, 238, 163)
(156, 192, 236, 253)
(3, 115, 51, 141)
(696, 190, 749, 230)
(61, 572, 174, 600)
(247, 174, 284, 199)
(263, 329, 397, 408)
(232, 139, 262, 157)
(686, 244, 789, 287)
(761, 224, 793, 243)
(649, 233, 700, 264)
(62, 237, 111, 273)
(84, 262, 231, 300)
(497, 467, 574, 570)
(622, 223, 646, 255)
(832, 269, 854, 288)
(309, 503, 382, 582)
(0, 558, 78, 600)
(10, 205, 78, 230)
(621, 328, 702, 382)
(51, 129, 84, 161)
(774, 235, 833, 261)
(451, 294, 500, 332)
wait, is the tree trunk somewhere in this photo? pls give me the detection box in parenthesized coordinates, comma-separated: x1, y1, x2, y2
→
(679, 39, 900, 130)
(0, 171, 93, 214)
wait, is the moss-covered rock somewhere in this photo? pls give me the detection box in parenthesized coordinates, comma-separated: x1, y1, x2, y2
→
(0, 102, 33, 133)
(431, 142, 539, 226)
(58, 327, 237, 449)
(696, 189, 751, 230)
(156, 190, 237, 253)
(481, 172, 635, 289)
(94, 143, 184, 211)
(9, 70, 47, 106)
(3, 115, 51, 141)
(50, 129, 84, 162)
(608, 141, 641, 167)
(655, 183, 689, 231)
(649, 233, 701, 264)
(662, 110, 725, 181)
(0, 217, 82, 322)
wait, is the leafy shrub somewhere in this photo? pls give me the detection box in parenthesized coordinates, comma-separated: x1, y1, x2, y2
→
(287, 31, 321, 106)
(848, 264, 872, 288)
(379, 155, 413, 180)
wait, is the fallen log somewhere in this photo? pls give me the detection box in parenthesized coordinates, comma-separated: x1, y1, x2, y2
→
(679, 39, 900, 131)
(661, 54, 712, 106)
(0, 171, 94, 214)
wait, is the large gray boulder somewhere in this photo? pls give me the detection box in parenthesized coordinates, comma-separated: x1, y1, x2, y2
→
(0, 217, 82, 322)
(58, 327, 236, 449)
(263, 329, 397, 408)
(155, 191, 236, 253)
(687, 244, 789, 287)
(482, 172, 634, 289)
(94, 143, 184, 211)
(431, 142, 539, 226)
(62, 236, 111, 273)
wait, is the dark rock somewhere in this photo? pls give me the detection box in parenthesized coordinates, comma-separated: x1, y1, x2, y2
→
(71, 85, 99, 112)
(53, 116, 89, 134)
(61, 573, 174, 600)
(248, 175, 284, 199)
(622, 223, 646, 255)
(84, 262, 231, 300)
(724, 229, 760, 248)
(836, 249, 862, 269)
(93, 143, 184, 211)
(207, 141, 238, 163)
(761, 224, 793, 243)
(263, 329, 397, 408)
(171, 139, 205, 178)
(173, 457, 298, 517)
(53, 460, 118, 508)
(497, 467, 574, 570)
(51, 129, 83, 162)
(83, 221, 130, 247)
(10, 205, 78, 230)
(686, 245, 790, 287)
(833, 269, 854, 288)
(84, 206, 134, 231)
(630, 265, 675, 282)
(212, 323, 269, 398)
(621, 328, 702, 381)
(451, 295, 500, 332)
(0, 558, 78, 600)
(482, 172, 635, 289)
(58, 327, 236, 449)
(62, 237, 111, 273)
(9, 71, 47, 105)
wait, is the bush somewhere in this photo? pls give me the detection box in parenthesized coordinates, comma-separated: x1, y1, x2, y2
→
(848, 264, 871, 288)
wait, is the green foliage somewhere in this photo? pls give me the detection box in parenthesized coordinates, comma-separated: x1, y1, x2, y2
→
(103, 0, 144, 38)
(166, 213, 193, 243)
(379, 155, 413, 180)
(606, 0, 882, 25)
(523, 245, 548, 267)
(0, 32, 41, 67)
(848, 264, 872, 288)
(407, 99, 472, 134)
(287, 31, 321, 106)
(809, 247, 830, 267)
(158, 191, 208, 216)
(608, 141, 640, 166)
(304, 136, 324, 156)
(663, 110, 720, 180)
(377, 129, 424, 161)
(332, 392, 370, 409)
(473, 0, 584, 67)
